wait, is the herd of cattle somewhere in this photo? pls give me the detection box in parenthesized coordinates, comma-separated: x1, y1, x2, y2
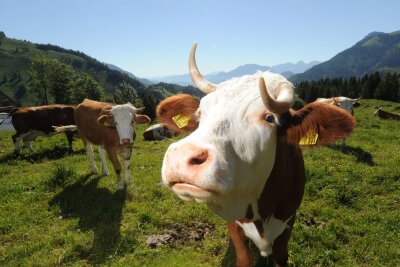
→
(2, 44, 400, 267)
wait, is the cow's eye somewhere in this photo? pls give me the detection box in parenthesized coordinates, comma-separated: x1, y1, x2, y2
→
(265, 114, 275, 123)
(115, 121, 118, 126)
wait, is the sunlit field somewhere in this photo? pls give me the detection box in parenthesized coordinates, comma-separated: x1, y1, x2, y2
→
(0, 99, 399, 266)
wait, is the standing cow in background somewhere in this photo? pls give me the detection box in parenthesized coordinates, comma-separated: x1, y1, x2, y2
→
(316, 96, 361, 145)
(56, 99, 151, 190)
(157, 44, 355, 267)
(143, 123, 177, 141)
(11, 105, 75, 153)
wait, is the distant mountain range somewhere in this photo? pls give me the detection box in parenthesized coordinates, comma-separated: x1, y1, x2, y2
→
(151, 61, 320, 86)
(290, 30, 400, 83)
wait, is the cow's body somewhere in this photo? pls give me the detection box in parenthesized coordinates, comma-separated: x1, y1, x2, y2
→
(11, 104, 75, 153)
(316, 96, 361, 145)
(143, 123, 177, 141)
(70, 99, 150, 189)
(157, 44, 355, 266)
(373, 107, 400, 120)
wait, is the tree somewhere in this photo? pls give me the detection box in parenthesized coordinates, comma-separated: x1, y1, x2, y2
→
(70, 74, 103, 104)
(113, 82, 142, 107)
(0, 31, 5, 46)
(29, 57, 51, 105)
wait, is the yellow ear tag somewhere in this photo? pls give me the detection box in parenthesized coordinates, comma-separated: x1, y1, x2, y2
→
(104, 121, 113, 127)
(172, 114, 191, 129)
(299, 131, 318, 145)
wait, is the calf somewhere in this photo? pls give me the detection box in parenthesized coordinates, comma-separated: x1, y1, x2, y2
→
(11, 104, 75, 153)
(373, 107, 400, 120)
(57, 99, 150, 189)
(143, 123, 177, 141)
(157, 44, 355, 266)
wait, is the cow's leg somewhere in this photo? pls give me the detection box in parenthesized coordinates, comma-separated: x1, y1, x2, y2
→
(65, 132, 74, 152)
(272, 216, 295, 267)
(83, 139, 98, 174)
(22, 131, 40, 152)
(341, 138, 346, 146)
(123, 159, 131, 184)
(23, 137, 34, 152)
(106, 148, 124, 190)
(227, 221, 252, 267)
(98, 146, 109, 176)
(12, 132, 29, 153)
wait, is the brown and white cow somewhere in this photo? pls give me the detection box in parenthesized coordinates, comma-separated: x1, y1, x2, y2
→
(11, 104, 75, 153)
(143, 123, 177, 141)
(373, 107, 400, 120)
(56, 99, 151, 189)
(157, 44, 355, 267)
(316, 96, 361, 145)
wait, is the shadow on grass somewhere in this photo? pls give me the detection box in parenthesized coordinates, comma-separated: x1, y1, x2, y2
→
(49, 174, 126, 264)
(329, 145, 375, 166)
(0, 146, 85, 164)
(220, 239, 276, 267)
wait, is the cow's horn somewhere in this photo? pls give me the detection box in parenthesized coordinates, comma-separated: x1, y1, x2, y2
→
(352, 97, 362, 101)
(189, 43, 217, 94)
(259, 77, 294, 114)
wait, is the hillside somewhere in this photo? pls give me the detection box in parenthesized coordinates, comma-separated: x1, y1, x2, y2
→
(291, 30, 400, 83)
(0, 32, 144, 106)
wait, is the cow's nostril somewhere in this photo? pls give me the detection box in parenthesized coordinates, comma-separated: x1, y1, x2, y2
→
(189, 151, 209, 165)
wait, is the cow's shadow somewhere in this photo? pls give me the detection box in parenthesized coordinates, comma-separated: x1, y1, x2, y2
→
(329, 145, 375, 166)
(221, 239, 276, 267)
(0, 146, 85, 164)
(49, 174, 126, 264)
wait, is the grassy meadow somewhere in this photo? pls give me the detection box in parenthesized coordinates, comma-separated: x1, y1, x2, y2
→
(0, 99, 399, 266)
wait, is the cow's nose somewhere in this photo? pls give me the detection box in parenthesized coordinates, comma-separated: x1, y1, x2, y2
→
(164, 144, 211, 183)
(188, 149, 209, 166)
(121, 138, 131, 145)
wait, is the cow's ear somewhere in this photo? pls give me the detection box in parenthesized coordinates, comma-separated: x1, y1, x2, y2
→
(97, 115, 114, 127)
(283, 102, 356, 145)
(134, 114, 151, 124)
(156, 94, 200, 133)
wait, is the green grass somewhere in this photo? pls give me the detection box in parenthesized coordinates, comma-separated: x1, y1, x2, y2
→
(1, 99, 400, 266)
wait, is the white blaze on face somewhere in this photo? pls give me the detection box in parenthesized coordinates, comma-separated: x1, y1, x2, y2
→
(110, 104, 136, 144)
(162, 72, 288, 220)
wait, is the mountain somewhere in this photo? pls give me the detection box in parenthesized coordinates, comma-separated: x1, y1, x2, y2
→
(152, 61, 320, 86)
(290, 30, 400, 83)
(105, 63, 154, 86)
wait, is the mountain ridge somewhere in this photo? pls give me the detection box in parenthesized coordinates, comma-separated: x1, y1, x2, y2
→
(151, 61, 320, 86)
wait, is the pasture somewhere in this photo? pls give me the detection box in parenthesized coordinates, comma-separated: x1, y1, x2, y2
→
(0, 99, 399, 266)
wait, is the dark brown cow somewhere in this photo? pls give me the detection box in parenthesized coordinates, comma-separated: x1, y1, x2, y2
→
(157, 44, 356, 266)
(11, 104, 75, 153)
(373, 107, 400, 120)
(56, 99, 151, 189)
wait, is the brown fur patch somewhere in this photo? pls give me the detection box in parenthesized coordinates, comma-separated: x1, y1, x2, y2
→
(281, 102, 356, 146)
(156, 94, 200, 133)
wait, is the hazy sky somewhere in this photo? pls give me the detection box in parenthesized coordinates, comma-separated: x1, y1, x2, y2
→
(1, 0, 399, 78)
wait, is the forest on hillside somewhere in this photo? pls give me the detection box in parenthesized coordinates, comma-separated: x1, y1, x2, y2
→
(296, 72, 400, 103)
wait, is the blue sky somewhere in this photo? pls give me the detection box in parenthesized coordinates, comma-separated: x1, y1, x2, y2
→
(1, 0, 399, 78)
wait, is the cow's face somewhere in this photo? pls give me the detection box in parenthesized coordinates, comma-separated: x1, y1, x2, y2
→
(158, 45, 295, 220)
(98, 104, 150, 144)
(164, 75, 287, 218)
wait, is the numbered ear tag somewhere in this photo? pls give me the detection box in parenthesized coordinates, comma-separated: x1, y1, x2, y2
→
(299, 131, 318, 145)
(172, 114, 191, 128)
